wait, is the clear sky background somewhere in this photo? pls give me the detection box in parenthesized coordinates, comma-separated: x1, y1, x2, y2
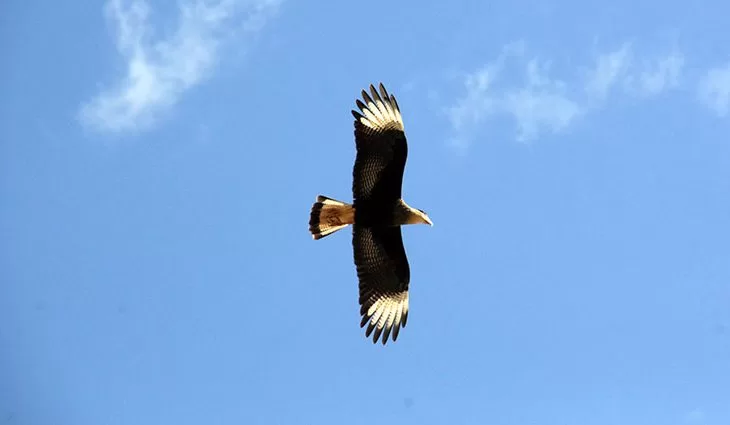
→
(2, 0, 729, 424)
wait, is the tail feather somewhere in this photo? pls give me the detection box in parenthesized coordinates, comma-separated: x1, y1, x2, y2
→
(309, 195, 354, 240)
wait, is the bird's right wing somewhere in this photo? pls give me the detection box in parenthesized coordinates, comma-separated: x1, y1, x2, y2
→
(351, 83, 408, 203)
(352, 225, 410, 345)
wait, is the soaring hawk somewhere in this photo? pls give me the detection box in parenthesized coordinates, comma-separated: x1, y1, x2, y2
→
(309, 83, 432, 345)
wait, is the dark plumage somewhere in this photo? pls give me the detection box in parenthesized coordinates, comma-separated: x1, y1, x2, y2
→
(309, 83, 432, 345)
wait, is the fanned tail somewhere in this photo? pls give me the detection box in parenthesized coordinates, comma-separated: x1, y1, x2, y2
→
(309, 195, 355, 240)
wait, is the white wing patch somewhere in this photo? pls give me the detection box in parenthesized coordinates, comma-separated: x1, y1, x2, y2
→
(353, 83, 404, 132)
(362, 290, 409, 345)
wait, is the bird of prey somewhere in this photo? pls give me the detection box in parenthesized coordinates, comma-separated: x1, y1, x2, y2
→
(308, 83, 433, 345)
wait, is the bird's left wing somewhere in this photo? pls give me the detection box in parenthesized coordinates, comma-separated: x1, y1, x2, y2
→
(352, 225, 410, 345)
(351, 83, 408, 203)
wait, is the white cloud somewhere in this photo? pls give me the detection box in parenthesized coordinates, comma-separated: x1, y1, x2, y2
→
(684, 408, 705, 424)
(447, 49, 582, 146)
(636, 51, 684, 96)
(447, 64, 499, 134)
(698, 62, 730, 117)
(584, 43, 633, 100)
(583, 44, 685, 98)
(78, 0, 280, 133)
(446, 42, 689, 147)
(505, 60, 583, 142)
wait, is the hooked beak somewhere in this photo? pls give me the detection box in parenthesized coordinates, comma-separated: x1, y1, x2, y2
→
(423, 215, 433, 226)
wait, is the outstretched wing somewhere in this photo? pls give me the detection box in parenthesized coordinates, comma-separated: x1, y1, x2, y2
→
(352, 225, 410, 345)
(351, 83, 408, 203)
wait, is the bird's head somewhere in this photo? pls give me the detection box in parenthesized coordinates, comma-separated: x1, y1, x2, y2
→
(400, 200, 433, 226)
(413, 208, 433, 226)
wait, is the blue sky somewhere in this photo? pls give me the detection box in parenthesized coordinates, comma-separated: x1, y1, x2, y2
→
(2, 0, 730, 424)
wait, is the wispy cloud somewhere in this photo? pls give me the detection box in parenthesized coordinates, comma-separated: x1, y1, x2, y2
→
(78, 0, 280, 133)
(446, 42, 686, 147)
(698, 62, 730, 117)
(684, 408, 706, 424)
(504, 60, 583, 142)
(586, 44, 685, 98)
(446, 45, 583, 147)
(635, 51, 684, 96)
(584, 42, 633, 100)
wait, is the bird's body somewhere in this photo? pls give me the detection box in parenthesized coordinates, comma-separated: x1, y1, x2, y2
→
(309, 83, 432, 345)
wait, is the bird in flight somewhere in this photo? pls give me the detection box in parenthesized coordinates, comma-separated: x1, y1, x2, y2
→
(309, 83, 433, 345)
